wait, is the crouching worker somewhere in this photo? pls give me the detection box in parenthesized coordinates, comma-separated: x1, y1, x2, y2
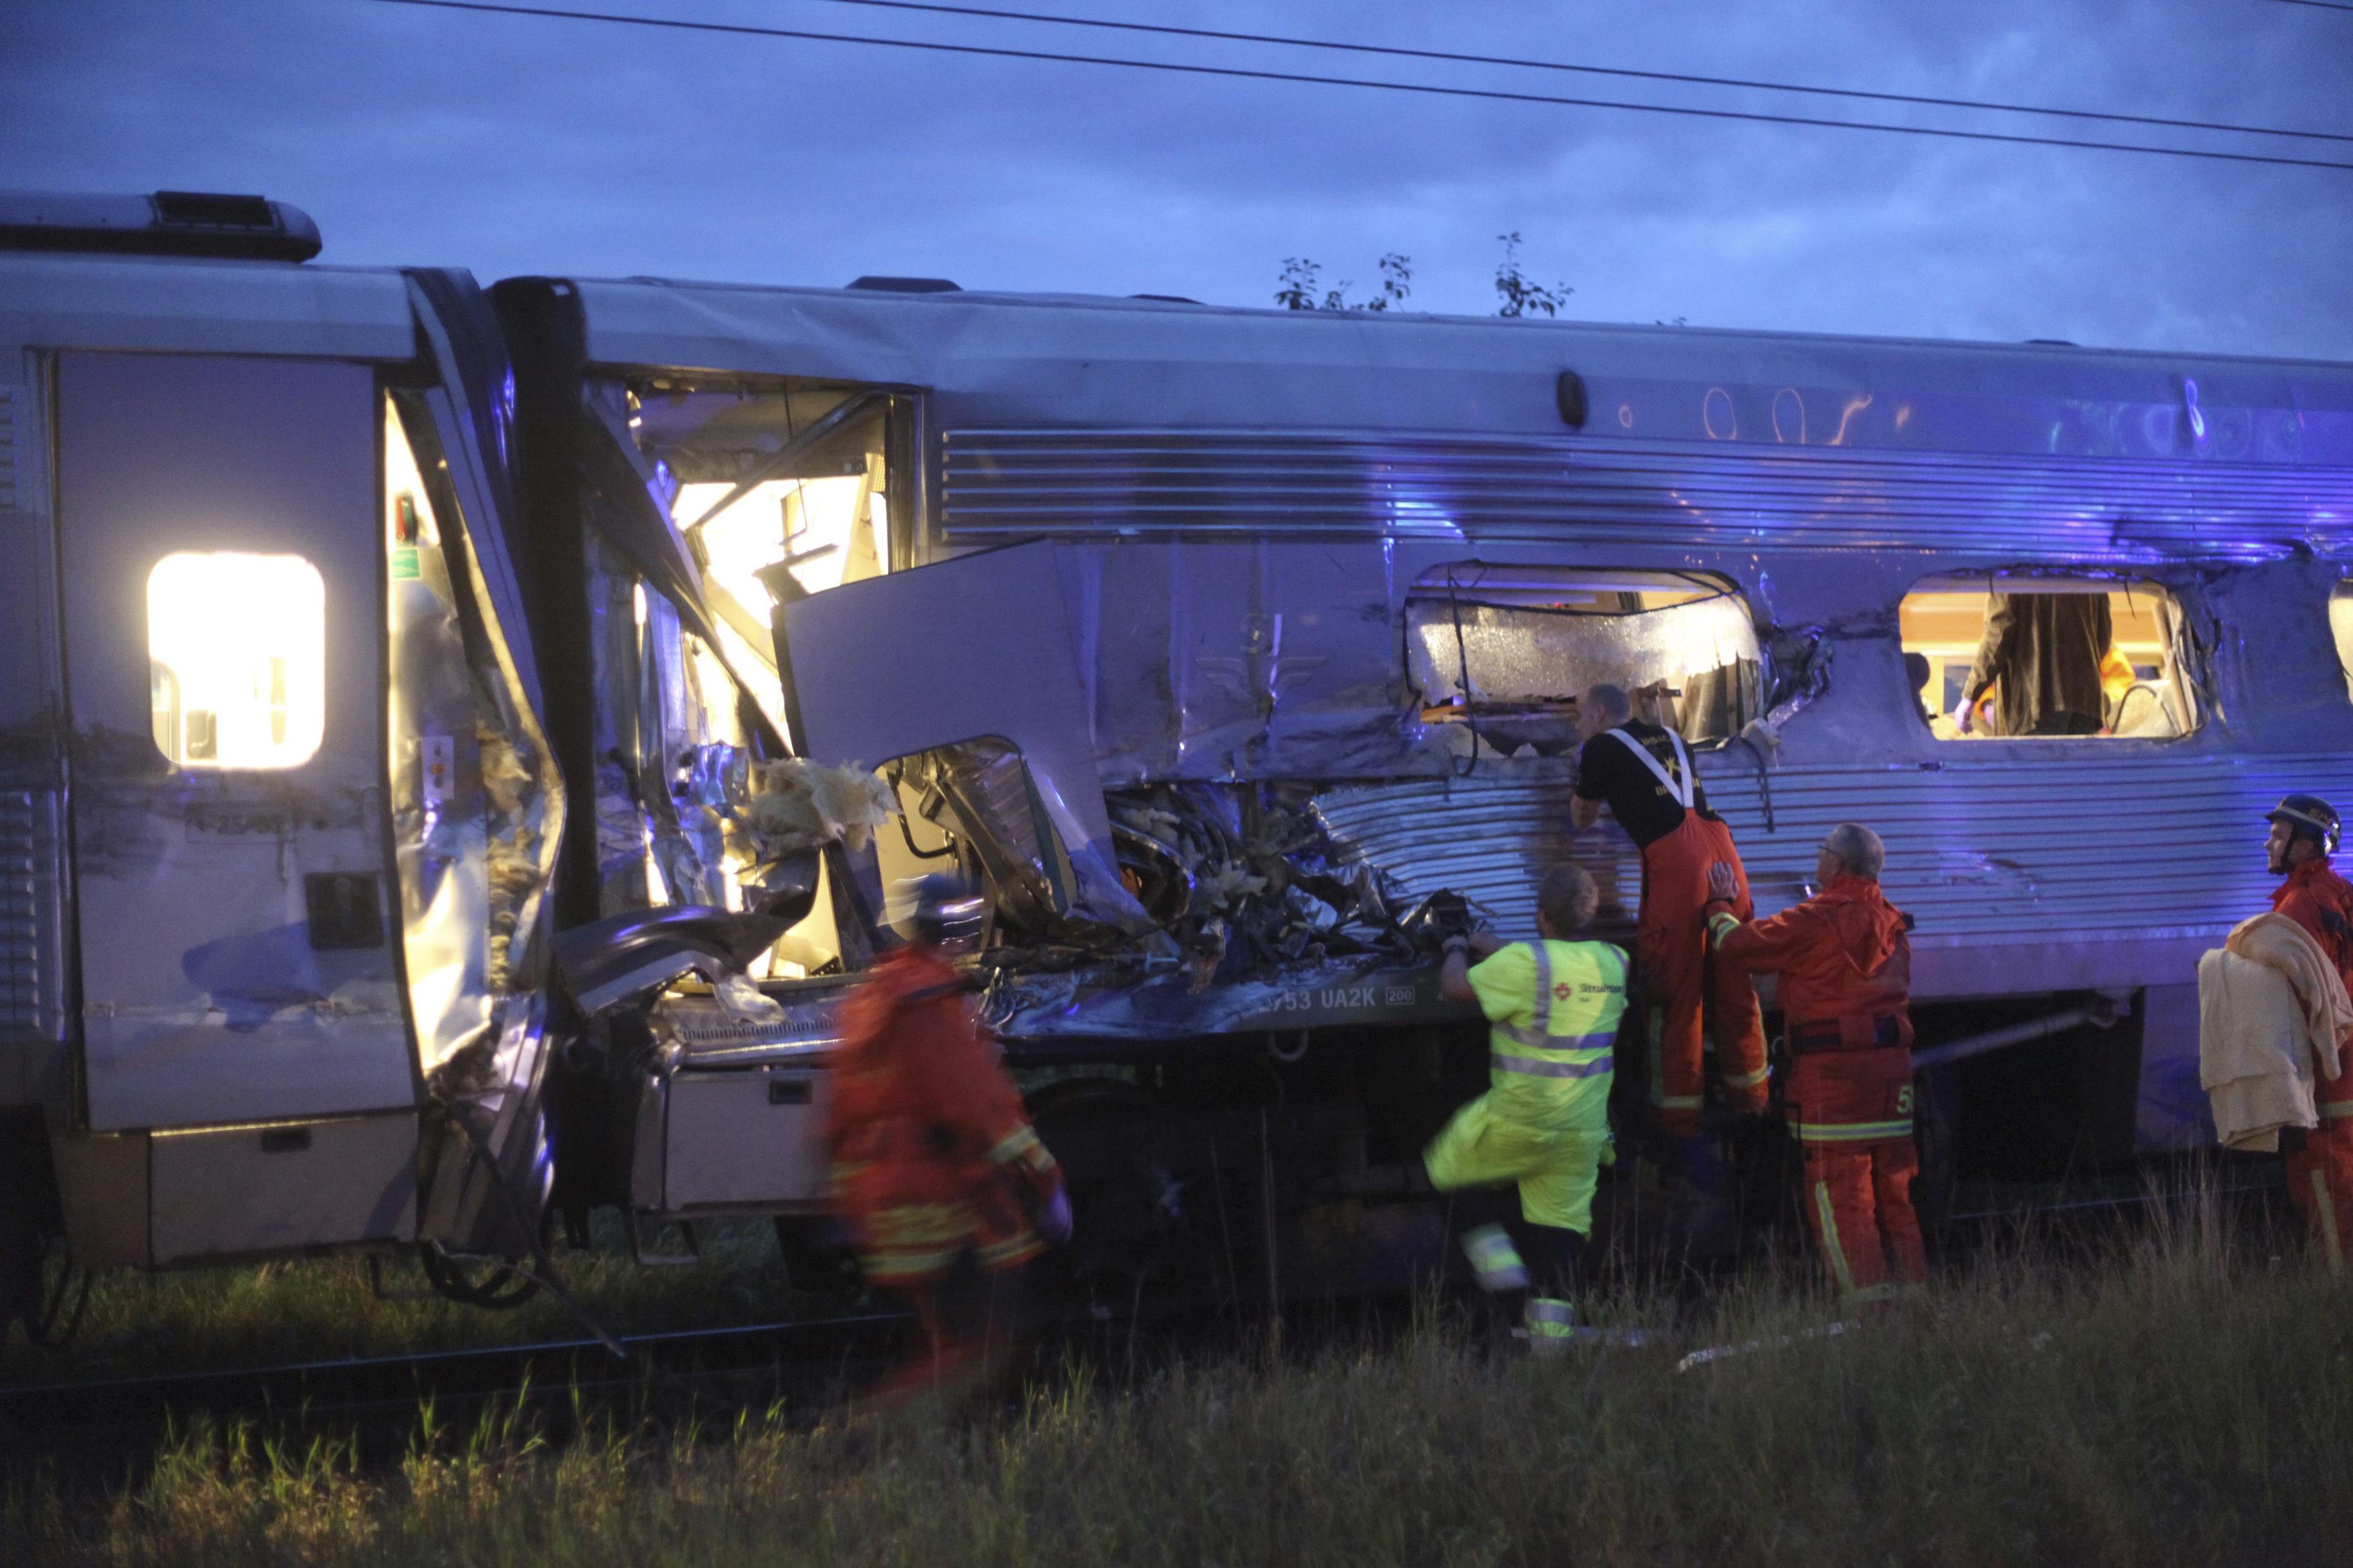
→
(1427, 864, 1629, 1351)
(1706, 824, 1925, 1308)
(826, 875, 1072, 1408)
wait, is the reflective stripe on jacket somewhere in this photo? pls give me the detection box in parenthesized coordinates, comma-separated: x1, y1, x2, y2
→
(1465, 939, 1629, 1133)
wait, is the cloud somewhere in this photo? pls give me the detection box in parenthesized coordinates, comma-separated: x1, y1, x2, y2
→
(4, 0, 2348, 354)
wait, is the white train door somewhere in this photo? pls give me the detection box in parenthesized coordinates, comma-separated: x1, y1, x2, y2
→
(57, 352, 414, 1137)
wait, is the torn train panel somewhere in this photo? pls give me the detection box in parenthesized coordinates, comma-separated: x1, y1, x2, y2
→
(1310, 770, 1645, 943)
(778, 540, 1151, 931)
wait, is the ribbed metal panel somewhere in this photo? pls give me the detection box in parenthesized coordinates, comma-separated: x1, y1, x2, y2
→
(1313, 751, 2353, 954)
(0, 384, 17, 513)
(941, 429, 2353, 560)
(0, 791, 42, 1032)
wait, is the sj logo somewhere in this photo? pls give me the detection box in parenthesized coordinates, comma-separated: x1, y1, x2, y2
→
(1553, 982, 1575, 1001)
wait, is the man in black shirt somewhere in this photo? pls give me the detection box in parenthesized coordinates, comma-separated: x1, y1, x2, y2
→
(1570, 684, 1769, 1141)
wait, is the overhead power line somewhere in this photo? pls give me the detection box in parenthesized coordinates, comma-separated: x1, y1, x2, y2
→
(2268, 0, 2353, 12)
(802, 0, 2353, 148)
(365, 0, 2353, 173)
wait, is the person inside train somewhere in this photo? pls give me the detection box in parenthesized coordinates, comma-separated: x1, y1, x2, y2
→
(1955, 589, 2111, 737)
(1570, 684, 1769, 1180)
(1428, 863, 1628, 1351)
(825, 874, 1072, 1408)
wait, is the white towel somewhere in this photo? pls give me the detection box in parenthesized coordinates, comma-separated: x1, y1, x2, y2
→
(2199, 947, 2316, 1154)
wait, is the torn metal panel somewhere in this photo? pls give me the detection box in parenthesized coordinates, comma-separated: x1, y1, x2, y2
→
(779, 541, 1148, 929)
(1060, 540, 1425, 784)
(990, 958, 1469, 1046)
(1311, 770, 1644, 946)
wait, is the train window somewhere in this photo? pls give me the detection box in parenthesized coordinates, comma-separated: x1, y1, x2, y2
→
(1900, 574, 2200, 740)
(147, 551, 326, 768)
(2329, 583, 2353, 703)
(1406, 565, 1760, 753)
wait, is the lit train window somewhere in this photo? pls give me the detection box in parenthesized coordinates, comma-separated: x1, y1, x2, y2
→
(1900, 573, 2199, 740)
(2330, 583, 2353, 704)
(147, 551, 327, 769)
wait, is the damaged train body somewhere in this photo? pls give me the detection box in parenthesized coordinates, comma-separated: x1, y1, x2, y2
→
(484, 269, 2353, 1292)
(8, 189, 2353, 1333)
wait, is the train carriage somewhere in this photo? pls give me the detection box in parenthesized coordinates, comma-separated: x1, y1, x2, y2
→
(8, 188, 2353, 1336)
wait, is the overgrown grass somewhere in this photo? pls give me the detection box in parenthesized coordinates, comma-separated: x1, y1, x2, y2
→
(0, 1217, 816, 1385)
(10, 1184, 2352, 1566)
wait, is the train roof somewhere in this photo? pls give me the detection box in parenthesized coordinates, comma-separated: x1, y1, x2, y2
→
(547, 273, 2353, 468)
(0, 249, 417, 360)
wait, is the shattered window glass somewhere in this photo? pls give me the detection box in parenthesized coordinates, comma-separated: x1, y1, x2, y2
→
(1901, 573, 2200, 740)
(1406, 566, 1760, 753)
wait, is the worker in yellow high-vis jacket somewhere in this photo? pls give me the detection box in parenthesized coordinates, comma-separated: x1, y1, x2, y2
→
(1425, 864, 1630, 1351)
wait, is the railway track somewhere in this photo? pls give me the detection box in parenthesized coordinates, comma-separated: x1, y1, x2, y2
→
(0, 1311, 920, 1464)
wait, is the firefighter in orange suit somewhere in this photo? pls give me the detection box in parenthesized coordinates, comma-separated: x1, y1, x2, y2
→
(1570, 684, 1769, 1148)
(1704, 823, 1925, 1305)
(827, 875, 1070, 1401)
(2264, 794, 2353, 1268)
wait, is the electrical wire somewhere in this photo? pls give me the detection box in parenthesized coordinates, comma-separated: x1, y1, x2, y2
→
(798, 0, 2353, 149)
(365, 0, 2353, 173)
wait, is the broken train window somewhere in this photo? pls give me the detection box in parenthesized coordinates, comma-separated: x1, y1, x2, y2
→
(1901, 573, 2202, 741)
(574, 376, 918, 966)
(1406, 565, 1761, 754)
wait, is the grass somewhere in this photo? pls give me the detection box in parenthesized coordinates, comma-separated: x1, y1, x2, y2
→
(0, 1216, 820, 1385)
(9, 1182, 2353, 1566)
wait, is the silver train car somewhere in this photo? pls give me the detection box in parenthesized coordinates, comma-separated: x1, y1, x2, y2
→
(488, 265, 2353, 1286)
(5, 189, 2352, 1335)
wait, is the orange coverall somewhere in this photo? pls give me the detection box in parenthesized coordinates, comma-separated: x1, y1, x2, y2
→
(2271, 856, 2353, 1265)
(828, 944, 1064, 1389)
(1707, 874, 1925, 1303)
(1644, 813, 1772, 1134)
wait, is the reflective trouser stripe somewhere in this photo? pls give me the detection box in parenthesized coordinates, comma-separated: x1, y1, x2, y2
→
(1646, 1003, 1703, 1109)
(1794, 1119, 1914, 1144)
(1814, 1181, 1858, 1297)
(1723, 1061, 1770, 1091)
(1494, 1053, 1615, 1079)
(1463, 1223, 1529, 1292)
(1527, 1298, 1577, 1345)
(2315, 1171, 2345, 1276)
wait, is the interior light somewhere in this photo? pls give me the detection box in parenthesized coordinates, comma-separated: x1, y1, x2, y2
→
(674, 473, 875, 611)
(147, 551, 327, 770)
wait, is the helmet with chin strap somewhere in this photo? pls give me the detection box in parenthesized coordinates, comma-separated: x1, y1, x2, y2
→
(2268, 794, 2341, 855)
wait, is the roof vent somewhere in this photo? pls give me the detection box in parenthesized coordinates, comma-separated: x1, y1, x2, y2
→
(0, 190, 321, 261)
(846, 275, 961, 293)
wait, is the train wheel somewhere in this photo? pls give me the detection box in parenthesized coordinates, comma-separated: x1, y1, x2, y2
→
(0, 1173, 36, 1343)
(1027, 1081, 1194, 1315)
(773, 1216, 865, 1308)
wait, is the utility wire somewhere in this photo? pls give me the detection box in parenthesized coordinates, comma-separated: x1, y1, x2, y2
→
(799, 0, 2353, 148)
(366, 0, 2353, 173)
(2268, 0, 2353, 11)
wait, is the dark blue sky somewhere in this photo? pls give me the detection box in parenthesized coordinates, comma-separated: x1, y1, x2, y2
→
(11, 0, 2352, 356)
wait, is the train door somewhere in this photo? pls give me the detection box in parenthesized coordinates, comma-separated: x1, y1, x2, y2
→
(56, 352, 416, 1259)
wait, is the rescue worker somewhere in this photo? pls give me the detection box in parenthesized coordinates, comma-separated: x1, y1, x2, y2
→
(2262, 794, 2353, 1266)
(826, 874, 1071, 1405)
(1570, 684, 1769, 1149)
(1704, 823, 1925, 1306)
(1426, 864, 1629, 1351)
